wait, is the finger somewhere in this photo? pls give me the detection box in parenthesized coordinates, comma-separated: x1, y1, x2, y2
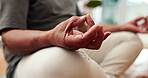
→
(71, 16, 87, 27)
(65, 16, 86, 32)
(72, 25, 102, 46)
(83, 25, 103, 41)
(65, 25, 97, 47)
(146, 17, 148, 29)
(103, 32, 111, 40)
(86, 14, 95, 29)
(83, 25, 104, 49)
(130, 17, 145, 25)
(86, 31, 111, 50)
(140, 31, 148, 34)
(140, 17, 147, 27)
(94, 25, 104, 43)
(91, 25, 105, 46)
(144, 17, 148, 29)
(87, 26, 104, 49)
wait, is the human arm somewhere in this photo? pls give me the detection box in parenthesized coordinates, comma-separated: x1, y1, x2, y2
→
(1, 15, 110, 55)
(103, 17, 148, 33)
(2, 29, 50, 54)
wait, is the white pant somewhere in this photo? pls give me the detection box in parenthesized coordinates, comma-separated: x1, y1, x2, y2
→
(83, 31, 143, 78)
(14, 47, 107, 78)
(14, 32, 143, 78)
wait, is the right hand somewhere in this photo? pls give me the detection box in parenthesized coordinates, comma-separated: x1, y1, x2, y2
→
(47, 14, 111, 50)
(141, 16, 148, 32)
(120, 17, 148, 33)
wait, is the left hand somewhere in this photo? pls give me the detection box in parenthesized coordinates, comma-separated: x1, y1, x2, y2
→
(120, 17, 148, 33)
(50, 14, 111, 50)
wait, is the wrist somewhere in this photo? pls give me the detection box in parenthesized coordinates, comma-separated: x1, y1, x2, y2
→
(115, 25, 125, 31)
(43, 30, 54, 46)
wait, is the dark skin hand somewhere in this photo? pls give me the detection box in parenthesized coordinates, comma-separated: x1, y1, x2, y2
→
(2, 14, 110, 54)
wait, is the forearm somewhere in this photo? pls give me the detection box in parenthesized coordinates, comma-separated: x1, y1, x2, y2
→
(103, 25, 123, 32)
(78, 24, 123, 33)
(2, 29, 52, 54)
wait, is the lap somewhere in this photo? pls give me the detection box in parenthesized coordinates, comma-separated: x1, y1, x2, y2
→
(81, 31, 143, 78)
(14, 47, 107, 78)
(84, 31, 142, 63)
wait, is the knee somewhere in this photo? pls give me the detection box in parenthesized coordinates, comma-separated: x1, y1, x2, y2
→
(115, 32, 140, 41)
(115, 31, 143, 49)
(15, 47, 106, 78)
(126, 32, 143, 49)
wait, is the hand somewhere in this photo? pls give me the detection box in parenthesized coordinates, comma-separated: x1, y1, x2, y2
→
(120, 17, 148, 33)
(141, 16, 148, 32)
(49, 14, 111, 50)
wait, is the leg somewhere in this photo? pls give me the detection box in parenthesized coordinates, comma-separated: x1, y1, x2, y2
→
(83, 31, 143, 78)
(14, 47, 107, 78)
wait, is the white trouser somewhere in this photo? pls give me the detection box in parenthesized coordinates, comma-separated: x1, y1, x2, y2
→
(82, 31, 143, 78)
(14, 31, 143, 78)
(14, 47, 107, 78)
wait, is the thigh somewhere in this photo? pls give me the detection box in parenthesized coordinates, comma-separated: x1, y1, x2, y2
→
(99, 32, 143, 78)
(81, 31, 128, 63)
(14, 47, 107, 78)
(83, 31, 142, 63)
(83, 31, 143, 78)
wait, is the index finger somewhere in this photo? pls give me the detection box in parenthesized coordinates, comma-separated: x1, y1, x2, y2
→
(83, 25, 103, 42)
(145, 16, 148, 29)
(141, 17, 148, 32)
(65, 16, 86, 33)
(86, 14, 95, 29)
(130, 17, 145, 25)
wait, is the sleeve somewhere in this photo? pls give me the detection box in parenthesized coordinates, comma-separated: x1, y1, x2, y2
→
(76, 4, 82, 16)
(0, 0, 30, 34)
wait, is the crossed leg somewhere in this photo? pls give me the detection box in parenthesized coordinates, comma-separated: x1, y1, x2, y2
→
(14, 47, 107, 78)
(85, 31, 143, 78)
